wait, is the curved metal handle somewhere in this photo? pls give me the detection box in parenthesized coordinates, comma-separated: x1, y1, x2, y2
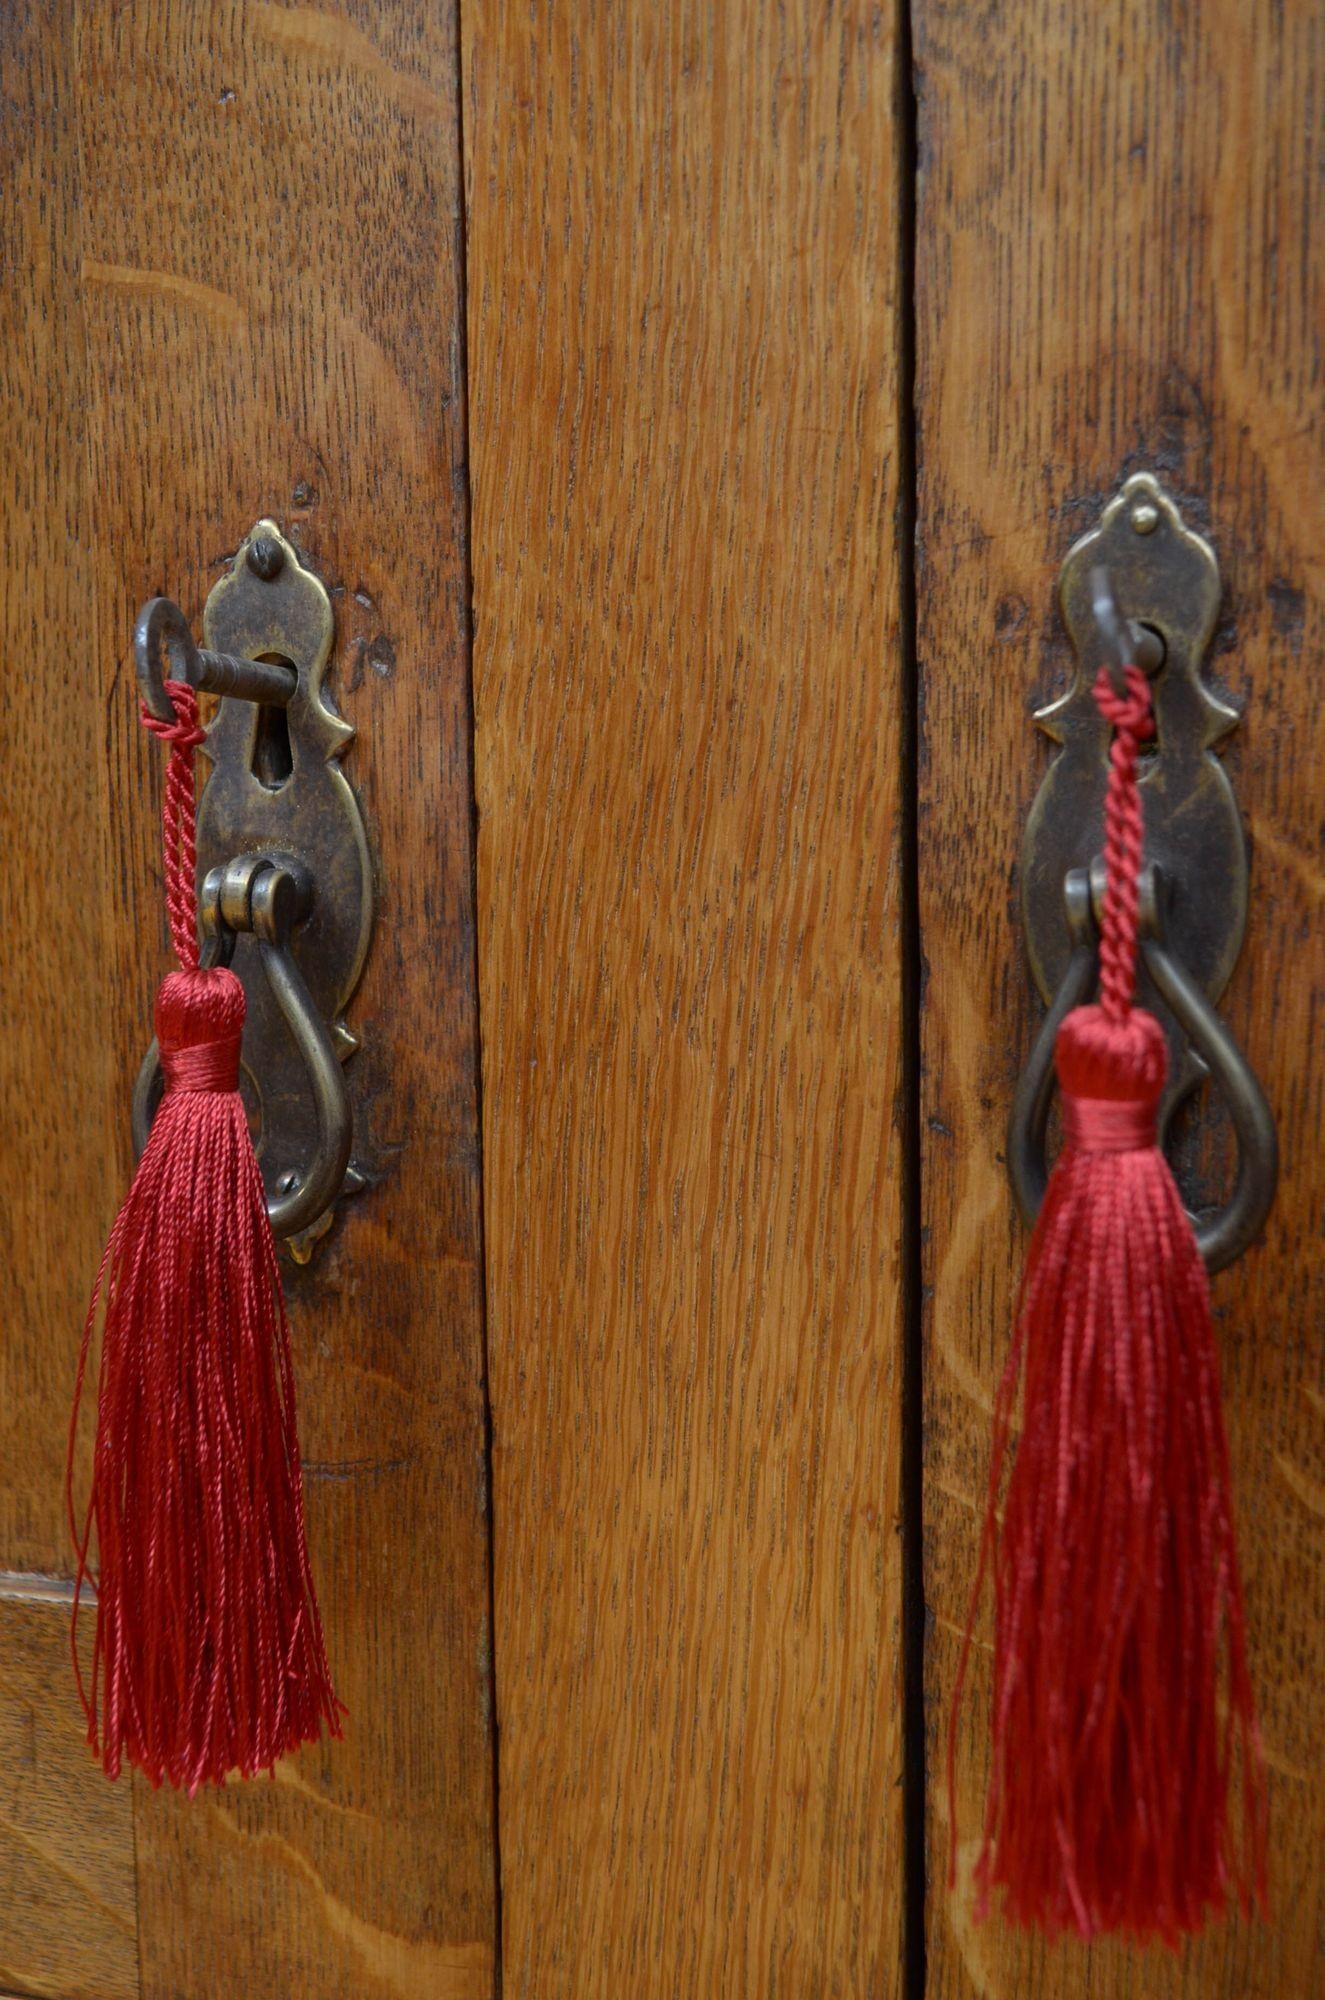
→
(1139, 908, 1277, 1274)
(1008, 871, 1096, 1230)
(132, 854, 352, 1242)
(1008, 866, 1277, 1272)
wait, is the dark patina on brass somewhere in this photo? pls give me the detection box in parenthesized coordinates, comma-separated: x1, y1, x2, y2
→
(1022, 472, 1245, 1028)
(1011, 473, 1277, 1272)
(133, 520, 373, 1259)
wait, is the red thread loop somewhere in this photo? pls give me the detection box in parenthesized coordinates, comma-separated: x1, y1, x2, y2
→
(1062, 1093, 1156, 1153)
(140, 680, 203, 971)
(140, 691, 207, 755)
(161, 1037, 242, 1095)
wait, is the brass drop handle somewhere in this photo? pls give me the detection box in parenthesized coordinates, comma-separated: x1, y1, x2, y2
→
(133, 856, 353, 1242)
(129, 519, 374, 1256)
(1009, 864, 1277, 1273)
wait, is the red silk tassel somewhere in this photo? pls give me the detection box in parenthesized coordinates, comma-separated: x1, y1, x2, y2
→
(68, 681, 341, 1790)
(951, 665, 1267, 1944)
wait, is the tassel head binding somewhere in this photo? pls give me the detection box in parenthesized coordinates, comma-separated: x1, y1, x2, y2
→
(155, 963, 245, 1088)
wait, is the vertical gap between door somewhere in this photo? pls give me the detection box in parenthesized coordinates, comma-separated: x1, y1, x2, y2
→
(896, 3, 927, 1997)
(450, 3, 504, 1993)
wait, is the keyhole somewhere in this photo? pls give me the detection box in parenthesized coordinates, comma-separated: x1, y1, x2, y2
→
(251, 655, 295, 790)
(1135, 625, 1164, 766)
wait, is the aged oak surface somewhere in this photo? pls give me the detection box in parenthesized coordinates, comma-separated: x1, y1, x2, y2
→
(465, 3, 908, 1994)
(915, 1, 1325, 1995)
(3, 1, 1320, 1993)
(0, 7, 135, 1989)
(0, 1593, 137, 2000)
(0, 0, 110, 1579)
(1, 4, 496, 1997)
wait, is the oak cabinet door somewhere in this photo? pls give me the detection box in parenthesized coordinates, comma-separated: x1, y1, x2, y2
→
(917, 4, 1325, 1996)
(463, 5, 910, 1995)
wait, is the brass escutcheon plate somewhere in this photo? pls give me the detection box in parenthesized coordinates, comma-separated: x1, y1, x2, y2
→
(1021, 472, 1247, 1114)
(199, 520, 373, 1259)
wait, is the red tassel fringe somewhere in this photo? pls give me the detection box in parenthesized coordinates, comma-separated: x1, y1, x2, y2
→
(68, 684, 340, 1789)
(950, 666, 1267, 1943)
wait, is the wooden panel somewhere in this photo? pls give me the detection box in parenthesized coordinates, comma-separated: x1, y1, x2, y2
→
(1, 3, 496, 1996)
(0, 1, 114, 1573)
(466, 4, 907, 1995)
(0, 1592, 138, 2000)
(0, 13, 135, 1994)
(916, 2, 1325, 1994)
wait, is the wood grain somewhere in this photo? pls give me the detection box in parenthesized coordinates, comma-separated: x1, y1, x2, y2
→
(0, 1594, 138, 2000)
(465, 4, 908, 1994)
(915, 2, 1325, 1994)
(2, 3, 496, 1995)
(0, 0, 114, 1576)
(0, 16, 134, 1996)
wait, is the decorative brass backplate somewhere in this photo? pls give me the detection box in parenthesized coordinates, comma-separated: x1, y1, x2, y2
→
(1021, 473, 1246, 1107)
(199, 520, 373, 1257)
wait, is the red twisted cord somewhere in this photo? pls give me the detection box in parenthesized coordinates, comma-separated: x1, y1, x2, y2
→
(1092, 664, 1154, 1025)
(140, 681, 206, 970)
